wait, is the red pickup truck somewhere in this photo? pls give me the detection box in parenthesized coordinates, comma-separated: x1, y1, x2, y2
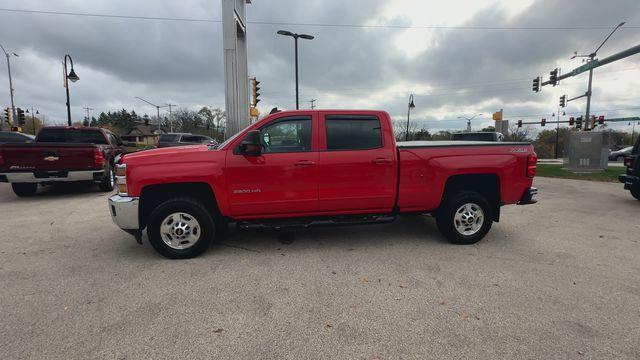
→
(109, 110, 537, 259)
(0, 127, 124, 196)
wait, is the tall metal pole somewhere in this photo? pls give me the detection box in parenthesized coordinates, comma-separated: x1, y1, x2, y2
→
(405, 94, 414, 141)
(294, 36, 299, 110)
(31, 107, 35, 134)
(555, 110, 560, 159)
(0, 43, 17, 127)
(406, 105, 410, 141)
(63, 55, 79, 126)
(584, 57, 594, 130)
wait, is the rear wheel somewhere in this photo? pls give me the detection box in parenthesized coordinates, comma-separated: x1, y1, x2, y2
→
(147, 198, 215, 259)
(11, 183, 38, 197)
(436, 191, 493, 245)
(98, 165, 115, 192)
(631, 187, 640, 201)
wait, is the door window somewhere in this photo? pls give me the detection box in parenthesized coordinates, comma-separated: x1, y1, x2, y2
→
(325, 116, 382, 150)
(260, 117, 312, 153)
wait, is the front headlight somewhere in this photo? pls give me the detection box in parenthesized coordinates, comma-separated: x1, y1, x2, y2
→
(115, 164, 128, 195)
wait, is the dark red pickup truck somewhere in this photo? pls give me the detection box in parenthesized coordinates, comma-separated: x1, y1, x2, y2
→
(0, 127, 124, 196)
(109, 110, 538, 259)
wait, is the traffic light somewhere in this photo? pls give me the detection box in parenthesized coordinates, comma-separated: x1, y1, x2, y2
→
(549, 68, 559, 86)
(576, 116, 583, 129)
(250, 77, 261, 107)
(598, 115, 605, 125)
(3, 107, 11, 125)
(517, 120, 523, 128)
(559, 95, 566, 108)
(532, 77, 540, 92)
(541, 118, 546, 126)
(589, 115, 596, 130)
(569, 117, 575, 126)
(16, 108, 25, 126)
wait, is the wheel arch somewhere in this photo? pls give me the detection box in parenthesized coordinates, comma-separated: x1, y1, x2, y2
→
(440, 174, 501, 221)
(139, 182, 221, 230)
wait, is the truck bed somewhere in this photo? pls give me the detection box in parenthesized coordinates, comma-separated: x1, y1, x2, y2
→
(396, 140, 530, 148)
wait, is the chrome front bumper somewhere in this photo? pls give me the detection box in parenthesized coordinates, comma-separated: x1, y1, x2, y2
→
(108, 194, 140, 230)
(0, 170, 103, 183)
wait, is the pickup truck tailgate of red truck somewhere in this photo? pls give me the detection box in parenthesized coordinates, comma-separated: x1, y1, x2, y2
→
(1, 143, 99, 171)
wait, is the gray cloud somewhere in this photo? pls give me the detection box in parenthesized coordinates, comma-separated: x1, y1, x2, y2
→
(0, 0, 638, 131)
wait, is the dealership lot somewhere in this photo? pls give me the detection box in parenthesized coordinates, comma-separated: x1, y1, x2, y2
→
(0, 178, 638, 359)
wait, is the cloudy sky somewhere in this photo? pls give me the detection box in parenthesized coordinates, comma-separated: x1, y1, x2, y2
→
(1, 0, 640, 133)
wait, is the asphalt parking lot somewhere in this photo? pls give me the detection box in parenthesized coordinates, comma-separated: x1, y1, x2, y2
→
(0, 177, 638, 359)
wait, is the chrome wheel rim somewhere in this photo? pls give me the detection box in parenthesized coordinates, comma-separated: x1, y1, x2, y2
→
(453, 203, 484, 236)
(160, 212, 201, 250)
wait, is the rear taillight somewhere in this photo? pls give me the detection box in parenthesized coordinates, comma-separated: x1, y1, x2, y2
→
(93, 147, 105, 167)
(624, 156, 633, 168)
(527, 154, 538, 178)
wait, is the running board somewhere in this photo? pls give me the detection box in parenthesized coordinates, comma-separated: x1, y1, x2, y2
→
(238, 214, 396, 230)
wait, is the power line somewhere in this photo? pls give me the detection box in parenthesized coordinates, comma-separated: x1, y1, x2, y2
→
(1, 8, 639, 30)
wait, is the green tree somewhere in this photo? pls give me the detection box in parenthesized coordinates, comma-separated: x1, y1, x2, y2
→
(532, 127, 569, 158)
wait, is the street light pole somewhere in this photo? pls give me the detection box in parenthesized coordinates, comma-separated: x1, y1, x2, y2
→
(457, 113, 483, 132)
(63, 54, 80, 126)
(277, 30, 314, 110)
(0, 43, 18, 128)
(135, 97, 168, 130)
(405, 94, 415, 141)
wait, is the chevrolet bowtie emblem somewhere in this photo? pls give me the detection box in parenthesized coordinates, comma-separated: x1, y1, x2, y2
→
(43, 156, 60, 162)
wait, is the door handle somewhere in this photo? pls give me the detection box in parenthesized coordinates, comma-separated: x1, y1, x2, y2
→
(294, 160, 316, 167)
(372, 158, 392, 165)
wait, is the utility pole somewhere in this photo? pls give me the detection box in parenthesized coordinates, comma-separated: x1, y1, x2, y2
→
(310, 99, 316, 109)
(166, 104, 176, 132)
(83, 107, 94, 124)
(0, 43, 17, 129)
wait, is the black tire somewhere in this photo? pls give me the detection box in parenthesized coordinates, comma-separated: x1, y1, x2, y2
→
(436, 191, 493, 245)
(631, 187, 640, 201)
(98, 165, 115, 192)
(147, 198, 215, 259)
(12, 183, 38, 197)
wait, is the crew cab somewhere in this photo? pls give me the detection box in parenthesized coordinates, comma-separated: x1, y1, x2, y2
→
(108, 110, 538, 259)
(619, 136, 640, 200)
(0, 126, 125, 197)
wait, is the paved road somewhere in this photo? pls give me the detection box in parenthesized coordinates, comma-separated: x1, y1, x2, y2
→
(0, 178, 638, 359)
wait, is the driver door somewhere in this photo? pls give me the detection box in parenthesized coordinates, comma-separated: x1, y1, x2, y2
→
(225, 114, 319, 218)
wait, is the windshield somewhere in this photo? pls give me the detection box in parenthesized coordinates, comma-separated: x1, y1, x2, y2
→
(214, 124, 252, 149)
(37, 129, 108, 144)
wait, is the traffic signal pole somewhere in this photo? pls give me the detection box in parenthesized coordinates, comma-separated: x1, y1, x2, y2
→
(534, 21, 639, 130)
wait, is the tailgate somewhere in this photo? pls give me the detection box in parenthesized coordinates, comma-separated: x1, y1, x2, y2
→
(1, 143, 99, 172)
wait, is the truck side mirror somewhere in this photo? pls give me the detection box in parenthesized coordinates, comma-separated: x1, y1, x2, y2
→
(239, 130, 261, 156)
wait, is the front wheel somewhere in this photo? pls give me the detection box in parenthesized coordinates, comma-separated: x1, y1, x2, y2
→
(631, 187, 640, 201)
(12, 183, 38, 197)
(98, 165, 115, 192)
(436, 191, 493, 245)
(147, 198, 215, 259)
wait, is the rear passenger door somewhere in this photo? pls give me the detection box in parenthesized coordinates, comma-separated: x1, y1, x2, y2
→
(318, 113, 397, 212)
